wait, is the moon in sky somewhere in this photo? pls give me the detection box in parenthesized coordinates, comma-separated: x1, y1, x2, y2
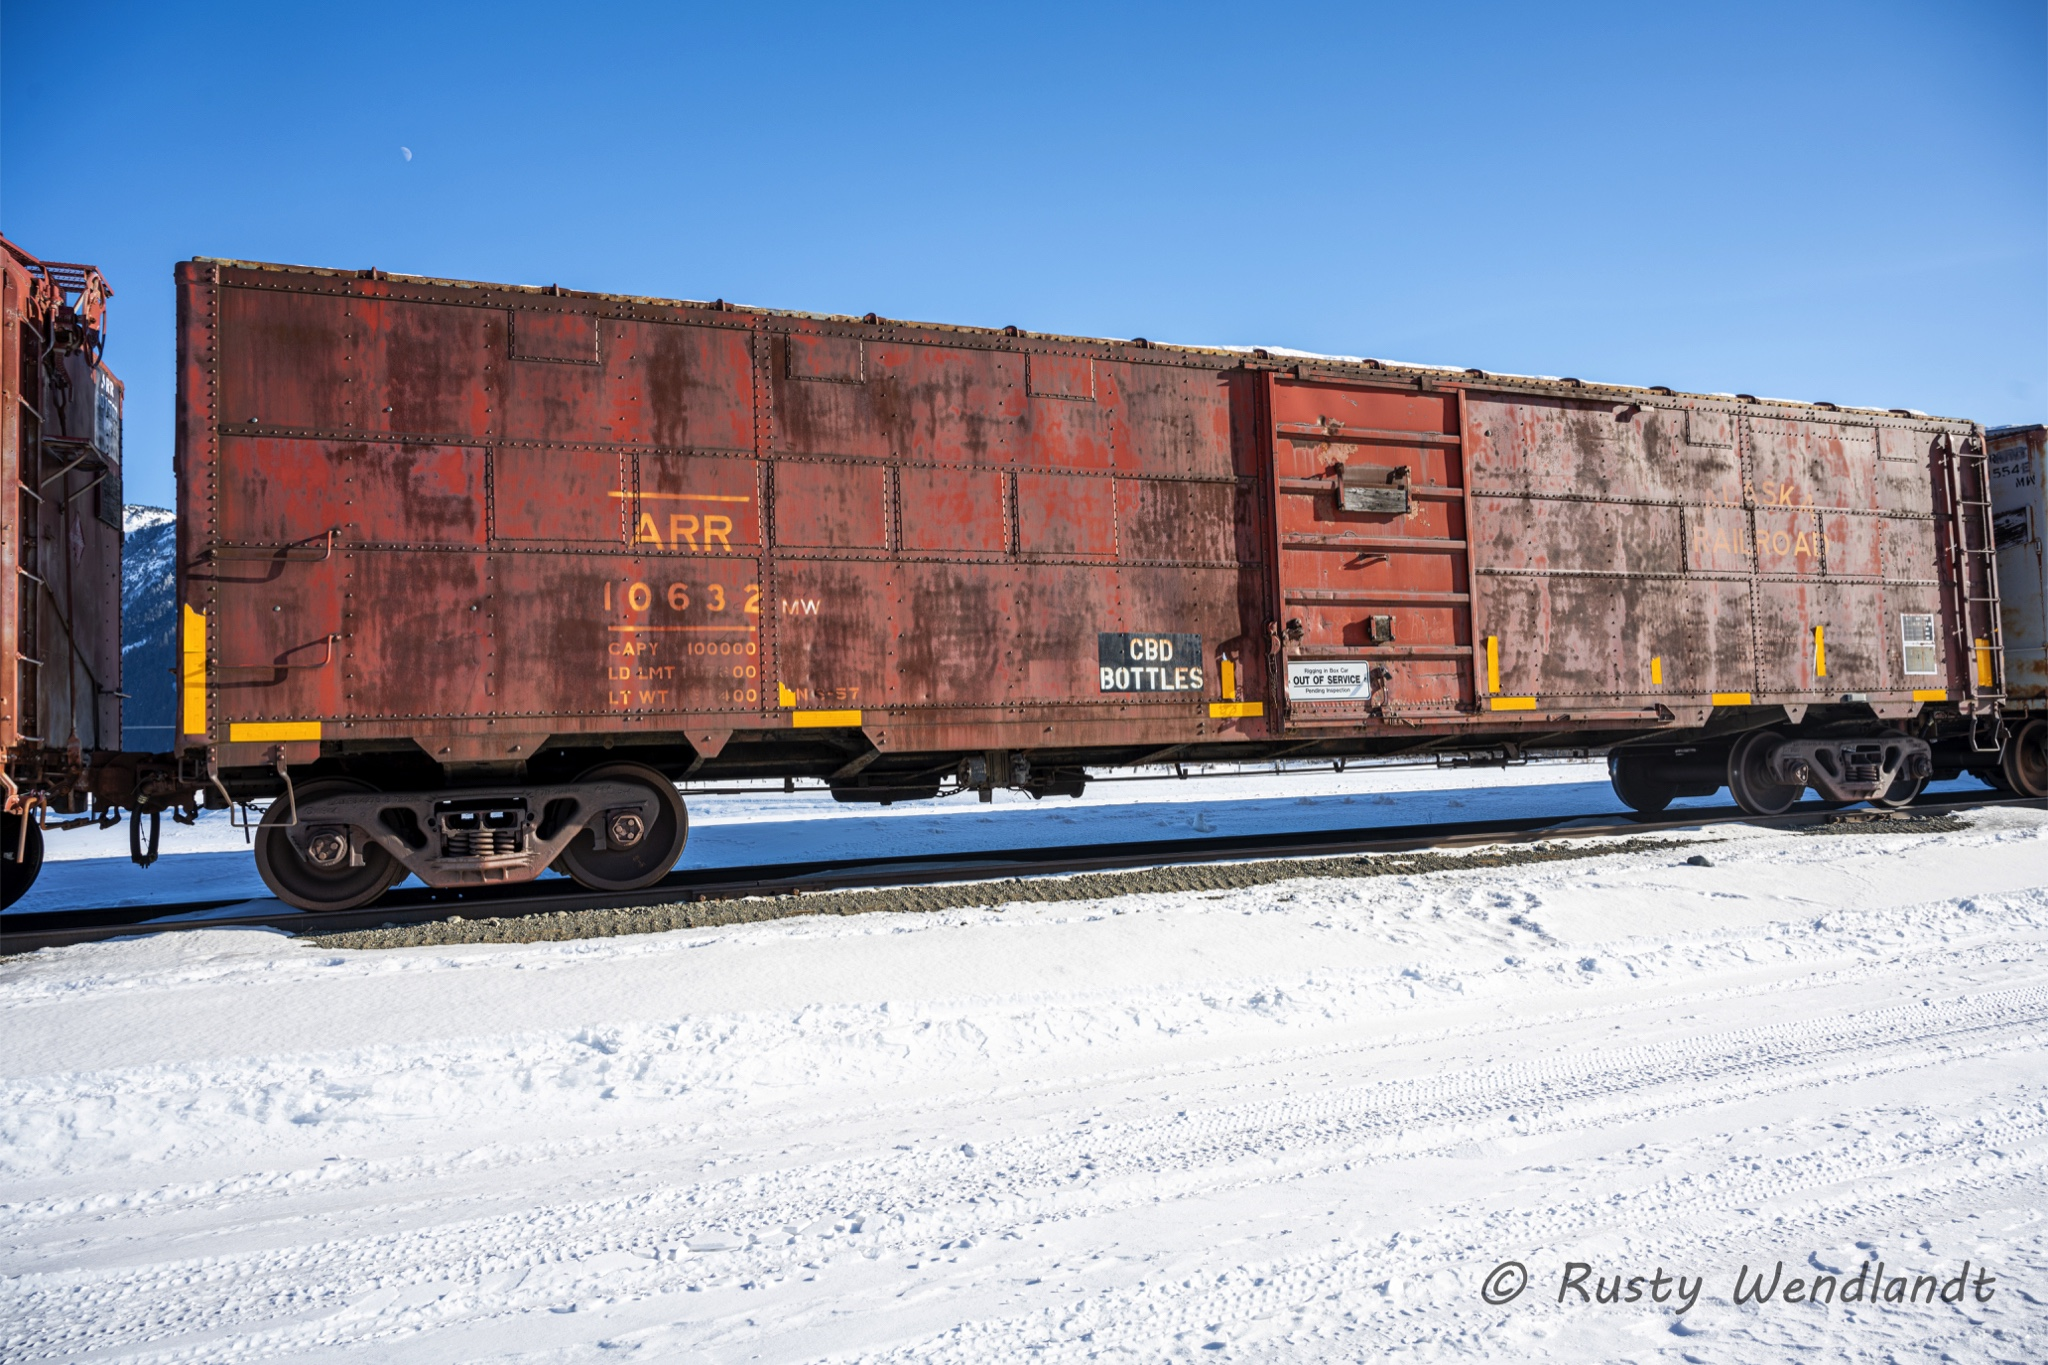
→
(400, 147, 413, 161)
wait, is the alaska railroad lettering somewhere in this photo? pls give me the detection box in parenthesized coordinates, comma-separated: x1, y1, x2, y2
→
(1705, 525, 1827, 558)
(634, 513, 736, 551)
(1746, 479, 1809, 507)
(603, 488, 756, 552)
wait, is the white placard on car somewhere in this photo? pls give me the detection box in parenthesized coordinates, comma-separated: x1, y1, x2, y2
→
(1285, 660, 1373, 701)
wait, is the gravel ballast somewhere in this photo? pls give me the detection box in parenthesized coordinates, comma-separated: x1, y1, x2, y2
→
(305, 835, 1707, 950)
(302, 812, 1971, 951)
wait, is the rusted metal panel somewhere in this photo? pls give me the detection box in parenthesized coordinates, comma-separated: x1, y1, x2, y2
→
(183, 262, 1266, 770)
(1118, 478, 1242, 564)
(1476, 499, 1683, 575)
(1017, 472, 1116, 557)
(1747, 416, 1878, 511)
(899, 466, 1007, 554)
(773, 460, 890, 551)
(2, 237, 124, 809)
(493, 449, 628, 544)
(1753, 580, 1887, 695)
(1990, 425, 2046, 699)
(220, 437, 487, 547)
(1822, 510, 1883, 578)
(770, 336, 1025, 465)
(1473, 396, 1705, 502)
(1691, 579, 1760, 698)
(1457, 389, 1964, 716)
(342, 552, 490, 718)
(774, 559, 887, 708)
(1616, 579, 1700, 692)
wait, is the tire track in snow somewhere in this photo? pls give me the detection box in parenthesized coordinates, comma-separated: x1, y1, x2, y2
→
(7, 981, 2046, 1362)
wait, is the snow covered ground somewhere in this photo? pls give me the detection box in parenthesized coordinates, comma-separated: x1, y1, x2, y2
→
(4, 793, 2045, 1361)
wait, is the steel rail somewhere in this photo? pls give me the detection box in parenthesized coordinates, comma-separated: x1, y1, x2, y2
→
(4, 793, 2040, 955)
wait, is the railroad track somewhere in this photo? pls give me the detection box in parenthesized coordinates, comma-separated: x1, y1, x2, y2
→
(4, 792, 2040, 955)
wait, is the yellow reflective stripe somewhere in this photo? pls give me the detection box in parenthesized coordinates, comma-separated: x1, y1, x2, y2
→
(1975, 638, 1994, 687)
(1485, 636, 1500, 693)
(1219, 657, 1237, 701)
(1814, 625, 1826, 678)
(181, 604, 208, 736)
(1912, 688, 1948, 702)
(1711, 692, 1752, 706)
(791, 709, 862, 728)
(1209, 701, 1263, 718)
(228, 721, 322, 743)
(1489, 696, 1536, 711)
(1650, 655, 1663, 686)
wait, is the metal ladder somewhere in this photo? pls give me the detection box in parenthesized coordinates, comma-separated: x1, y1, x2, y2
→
(1939, 429, 2006, 751)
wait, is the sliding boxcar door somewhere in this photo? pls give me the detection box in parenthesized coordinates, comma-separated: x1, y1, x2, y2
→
(1261, 373, 1474, 726)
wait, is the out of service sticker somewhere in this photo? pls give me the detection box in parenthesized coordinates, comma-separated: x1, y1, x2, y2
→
(1286, 660, 1373, 701)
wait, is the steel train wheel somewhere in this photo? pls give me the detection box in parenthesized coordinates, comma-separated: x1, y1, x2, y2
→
(1726, 730, 1801, 816)
(1, 813, 45, 910)
(556, 762, 687, 892)
(1607, 753, 1674, 814)
(2003, 719, 2048, 798)
(1868, 775, 1927, 809)
(254, 778, 404, 912)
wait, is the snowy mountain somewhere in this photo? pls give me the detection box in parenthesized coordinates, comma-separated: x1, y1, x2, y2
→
(121, 505, 177, 751)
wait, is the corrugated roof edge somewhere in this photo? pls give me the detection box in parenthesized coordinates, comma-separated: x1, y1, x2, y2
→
(191, 257, 1977, 426)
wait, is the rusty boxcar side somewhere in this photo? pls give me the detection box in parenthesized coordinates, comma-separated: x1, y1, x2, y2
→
(175, 258, 2013, 908)
(1, 236, 126, 905)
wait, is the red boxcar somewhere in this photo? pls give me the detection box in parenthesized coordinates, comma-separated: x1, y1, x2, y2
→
(174, 259, 2009, 909)
(1, 237, 126, 906)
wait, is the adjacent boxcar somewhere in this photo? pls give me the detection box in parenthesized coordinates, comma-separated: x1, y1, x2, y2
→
(175, 259, 2013, 909)
(1990, 423, 2046, 793)
(1, 237, 126, 906)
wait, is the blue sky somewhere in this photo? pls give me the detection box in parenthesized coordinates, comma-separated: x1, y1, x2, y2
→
(4, 1, 2042, 509)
